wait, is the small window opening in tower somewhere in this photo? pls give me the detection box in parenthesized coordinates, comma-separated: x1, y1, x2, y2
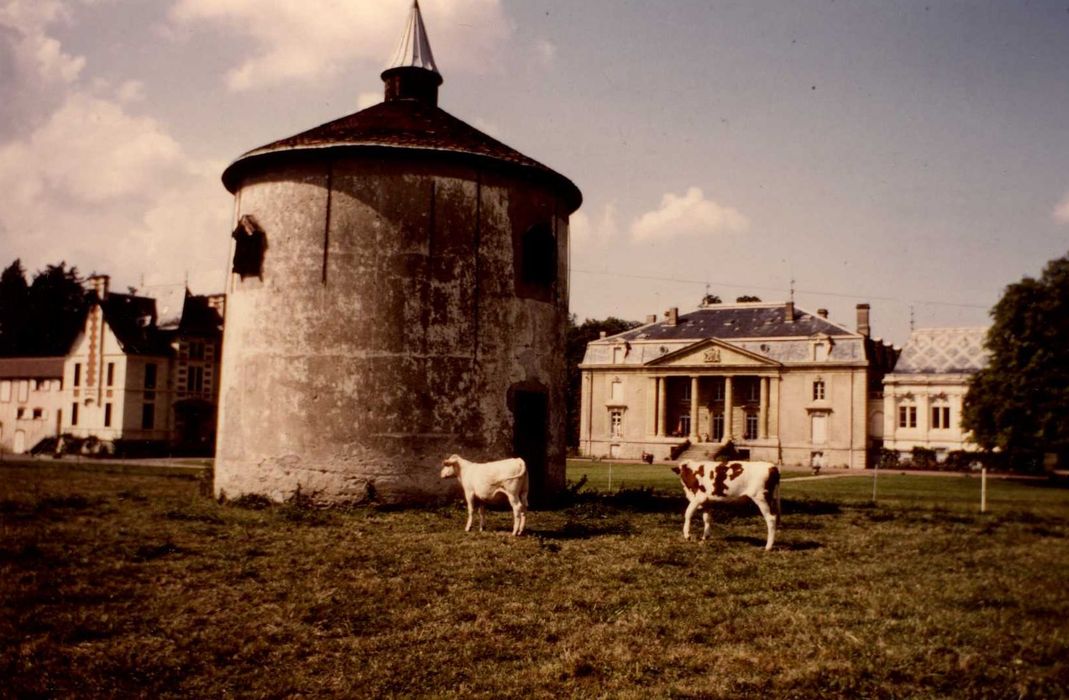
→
(520, 223, 556, 287)
(232, 214, 267, 280)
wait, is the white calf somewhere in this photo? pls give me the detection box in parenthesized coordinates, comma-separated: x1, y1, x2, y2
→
(440, 454, 529, 536)
(671, 460, 782, 550)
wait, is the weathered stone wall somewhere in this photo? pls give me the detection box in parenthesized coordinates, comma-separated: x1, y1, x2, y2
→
(215, 156, 570, 504)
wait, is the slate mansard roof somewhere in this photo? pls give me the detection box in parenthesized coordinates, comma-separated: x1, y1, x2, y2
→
(95, 292, 223, 357)
(611, 304, 856, 343)
(581, 303, 876, 368)
(890, 327, 989, 375)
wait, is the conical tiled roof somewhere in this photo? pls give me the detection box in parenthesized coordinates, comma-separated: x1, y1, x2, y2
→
(221, 1, 581, 211)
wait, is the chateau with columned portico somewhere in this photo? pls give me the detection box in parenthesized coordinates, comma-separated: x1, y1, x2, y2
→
(579, 301, 897, 468)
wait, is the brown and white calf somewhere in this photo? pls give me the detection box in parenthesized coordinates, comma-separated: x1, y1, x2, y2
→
(440, 454, 529, 536)
(671, 460, 782, 550)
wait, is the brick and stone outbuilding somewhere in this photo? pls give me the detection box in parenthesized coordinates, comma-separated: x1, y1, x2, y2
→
(214, 1, 582, 503)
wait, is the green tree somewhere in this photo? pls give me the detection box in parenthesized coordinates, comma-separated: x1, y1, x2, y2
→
(26, 263, 89, 356)
(963, 251, 1069, 471)
(0, 259, 30, 356)
(566, 315, 640, 448)
(0, 260, 89, 356)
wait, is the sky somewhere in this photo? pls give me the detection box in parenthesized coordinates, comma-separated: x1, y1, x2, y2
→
(1, 0, 1067, 347)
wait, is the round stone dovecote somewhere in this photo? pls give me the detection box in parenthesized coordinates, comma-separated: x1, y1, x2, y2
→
(213, 3, 581, 504)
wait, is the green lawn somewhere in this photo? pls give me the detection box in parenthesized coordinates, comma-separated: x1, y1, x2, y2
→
(568, 459, 1064, 516)
(3, 461, 1068, 697)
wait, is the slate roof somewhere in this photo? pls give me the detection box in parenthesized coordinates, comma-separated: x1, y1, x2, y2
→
(891, 327, 989, 374)
(608, 304, 857, 343)
(0, 357, 65, 379)
(101, 293, 172, 356)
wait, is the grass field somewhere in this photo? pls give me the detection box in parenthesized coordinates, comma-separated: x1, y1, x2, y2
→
(2, 460, 1068, 698)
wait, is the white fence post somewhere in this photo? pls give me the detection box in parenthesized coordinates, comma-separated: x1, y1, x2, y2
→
(981, 467, 988, 513)
(872, 462, 879, 503)
(608, 462, 613, 492)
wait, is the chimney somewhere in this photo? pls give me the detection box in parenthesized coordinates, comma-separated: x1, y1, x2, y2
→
(599, 331, 607, 339)
(207, 293, 226, 319)
(665, 307, 678, 327)
(645, 314, 657, 325)
(817, 308, 828, 319)
(88, 274, 109, 301)
(856, 303, 871, 337)
(784, 301, 795, 323)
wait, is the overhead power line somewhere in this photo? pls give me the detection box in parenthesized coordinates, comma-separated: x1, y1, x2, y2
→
(570, 267, 990, 310)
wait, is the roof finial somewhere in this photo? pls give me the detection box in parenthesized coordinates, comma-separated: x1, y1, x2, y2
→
(381, 0, 443, 105)
(389, 0, 438, 73)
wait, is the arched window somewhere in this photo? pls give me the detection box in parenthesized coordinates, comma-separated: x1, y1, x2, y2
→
(520, 223, 556, 288)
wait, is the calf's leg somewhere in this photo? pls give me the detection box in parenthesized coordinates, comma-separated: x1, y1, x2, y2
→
(464, 493, 476, 532)
(701, 509, 713, 540)
(682, 498, 701, 540)
(751, 494, 777, 551)
(506, 492, 526, 536)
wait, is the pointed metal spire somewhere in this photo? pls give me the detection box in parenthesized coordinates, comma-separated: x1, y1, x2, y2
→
(388, 0, 439, 74)
(381, 0, 443, 105)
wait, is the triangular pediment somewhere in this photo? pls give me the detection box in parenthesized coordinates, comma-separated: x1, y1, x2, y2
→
(646, 339, 779, 368)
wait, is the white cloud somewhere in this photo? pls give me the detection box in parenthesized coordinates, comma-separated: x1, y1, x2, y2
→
(0, 0, 84, 84)
(168, 0, 512, 92)
(0, 91, 186, 204)
(630, 187, 749, 241)
(0, 90, 231, 293)
(356, 90, 381, 111)
(1055, 191, 1069, 224)
(571, 202, 619, 255)
(535, 39, 556, 66)
(115, 79, 145, 103)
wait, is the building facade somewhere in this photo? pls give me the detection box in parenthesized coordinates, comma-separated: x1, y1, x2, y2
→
(0, 275, 224, 455)
(882, 327, 988, 459)
(0, 357, 65, 454)
(579, 302, 896, 469)
(214, 2, 582, 503)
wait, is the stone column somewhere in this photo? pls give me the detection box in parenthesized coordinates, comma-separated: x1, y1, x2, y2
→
(759, 376, 769, 439)
(689, 376, 700, 440)
(647, 376, 658, 436)
(723, 376, 734, 442)
(656, 377, 667, 437)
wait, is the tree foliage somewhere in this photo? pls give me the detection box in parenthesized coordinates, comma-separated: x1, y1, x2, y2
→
(0, 260, 89, 357)
(736, 295, 762, 303)
(566, 315, 641, 448)
(963, 251, 1069, 470)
